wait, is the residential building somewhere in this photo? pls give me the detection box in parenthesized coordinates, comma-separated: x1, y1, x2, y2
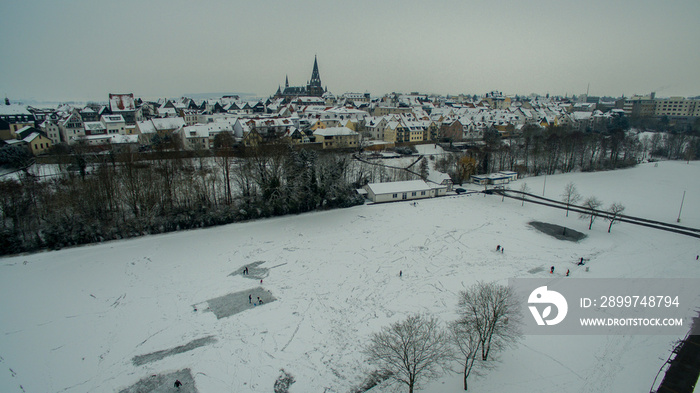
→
(364, 116, 388, 141)
(136, 117, 186, 145)
(372, 106, 412, 116)
(0, 103, 35, 137)
(654, 97, 700, 120)
(101, 115, 127, 135)
(177, 126, 210, 150)
(342, 92, 371, 103)
(84, 121, 107, 135)
(108, 93, 137, 124)
(59, 110, 85, 143)
(313, 126, 359, 149)
(623, 94, 656, 117)
(16, 126, 52, 155)
(40, 119, 61, 144)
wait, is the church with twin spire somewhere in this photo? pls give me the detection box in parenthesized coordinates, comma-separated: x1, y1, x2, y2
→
(274, 56, 327, 101)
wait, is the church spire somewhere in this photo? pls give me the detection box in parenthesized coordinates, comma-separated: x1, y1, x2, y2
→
(285, 75, 289, 88)
(310, 55, 321, 88)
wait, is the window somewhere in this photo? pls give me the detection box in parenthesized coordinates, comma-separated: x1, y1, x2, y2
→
(412, 192, 417, 196)
(392, 193, 398, 198)
(421, 191, 426, 195)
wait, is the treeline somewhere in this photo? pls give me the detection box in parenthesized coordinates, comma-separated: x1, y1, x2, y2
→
(0, 145, 364, 255)
(438, 125, 699, 184)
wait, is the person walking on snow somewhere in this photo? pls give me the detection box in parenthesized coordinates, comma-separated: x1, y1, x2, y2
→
(174, 380, 182, 389)
(550, 266, 554, 274)
(566, 269, 570, 276)
(496, 245, 501, 251)
(249, 294, 252, 304)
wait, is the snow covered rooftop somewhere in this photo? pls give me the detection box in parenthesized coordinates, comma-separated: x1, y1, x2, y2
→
(109, 93, 136, 112)
(0, 103, 31, 116)
(365, 180, 432, 195)
(312, 126, 358, 136)
(150, 117, 185, 130)
(22, 132, 43, 143)
(84, 121, 106, 131)
(102, 115, 125, 123)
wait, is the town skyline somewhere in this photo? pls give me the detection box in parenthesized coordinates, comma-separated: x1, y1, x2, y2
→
(2, 0, 700, 102)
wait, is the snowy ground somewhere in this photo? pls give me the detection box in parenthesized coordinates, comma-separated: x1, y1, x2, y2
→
(1, 160, 699, 393)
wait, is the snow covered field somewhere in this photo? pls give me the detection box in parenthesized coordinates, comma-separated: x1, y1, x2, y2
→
(1, 160, 699, 393)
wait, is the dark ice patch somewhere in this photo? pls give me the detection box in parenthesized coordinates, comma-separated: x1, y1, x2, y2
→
(529, 221, 586, 242)
(231, 260, 268, 279)
(206, 287, 276, 319)
(119, 368, 197, 393)
(132, 336, 216, 366)
(528, 266, 546, 274)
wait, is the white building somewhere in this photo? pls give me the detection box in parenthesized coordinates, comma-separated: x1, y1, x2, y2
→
(101, 114, 126, 135)
(364, 180, 447, 203)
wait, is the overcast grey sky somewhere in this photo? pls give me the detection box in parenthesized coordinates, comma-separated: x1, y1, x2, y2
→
(2, 0, 699, 103)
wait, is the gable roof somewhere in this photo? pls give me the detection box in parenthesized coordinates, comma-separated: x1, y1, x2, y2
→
(313, 126, 358, 136)
(109, 93, 136, 112)
(365, 180, 432, 195)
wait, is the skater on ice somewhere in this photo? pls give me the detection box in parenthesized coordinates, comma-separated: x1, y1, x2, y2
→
(578, 257, 584, 265)
(496, 245, 501, 251)
(174, 379, 182, 389)
(249, 294, 252, 304)
(550, 266, 554, 274)
(566, 269, 570, 276)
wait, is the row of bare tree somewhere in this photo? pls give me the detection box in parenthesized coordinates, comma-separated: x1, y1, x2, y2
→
(438, 126, 698, 184)
(0, 146, 364, 255)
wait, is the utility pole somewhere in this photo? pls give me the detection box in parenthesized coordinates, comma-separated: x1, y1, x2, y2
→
(677, 190, 686, 223)
(542, 172, 547, 196)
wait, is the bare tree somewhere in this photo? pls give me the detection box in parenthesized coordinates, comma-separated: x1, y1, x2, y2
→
(457, 281, 521, 362)
(214, 131, 236, 205)
(579, 196, 603, 230)
(606, 202, 625, 233)
(519, 182, 531, 206)
(560, 182, 581, 217)
(450, 320, 491, 391)
(365, 314, 452, 393)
